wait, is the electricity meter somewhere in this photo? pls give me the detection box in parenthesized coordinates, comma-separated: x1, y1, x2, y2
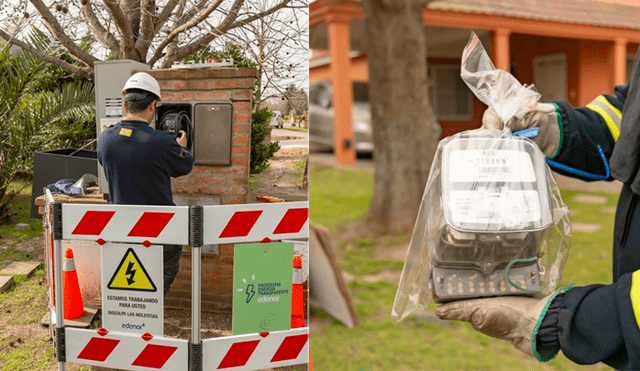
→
(392, 129, 571, 320)
(431, 131, 552, 302)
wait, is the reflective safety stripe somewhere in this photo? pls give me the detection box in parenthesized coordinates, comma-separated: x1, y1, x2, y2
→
(587, 96, 621, 141)
(631, 270, 640, 330)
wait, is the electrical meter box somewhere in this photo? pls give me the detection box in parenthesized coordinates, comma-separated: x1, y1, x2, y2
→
(430, 134, 553, 302)
(95, 60, 150, 193)
(156, 101, 233, 166)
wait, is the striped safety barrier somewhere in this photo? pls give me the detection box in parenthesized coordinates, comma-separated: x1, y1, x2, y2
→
(202, 328, 309, 371)
(66, 327, 188, 371)
(203, 202, 309, 244)
(61, 204, 189, 245)
(49, 200, 309, 371)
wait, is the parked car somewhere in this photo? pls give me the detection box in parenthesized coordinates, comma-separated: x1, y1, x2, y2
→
(309, 80, 373, 154)
(270, 110, 284, 128)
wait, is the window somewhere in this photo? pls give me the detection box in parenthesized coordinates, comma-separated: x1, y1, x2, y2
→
(627, 54, 636, 82)
(428, 64, 473, 121)
(533, 53, 567, 102)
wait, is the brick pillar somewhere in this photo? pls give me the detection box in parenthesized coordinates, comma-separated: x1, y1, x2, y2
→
(142, 67, 257, 312)
(144, 67, 257, 205)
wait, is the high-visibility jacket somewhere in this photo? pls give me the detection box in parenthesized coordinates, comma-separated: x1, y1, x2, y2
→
(536, 77, 640, 367)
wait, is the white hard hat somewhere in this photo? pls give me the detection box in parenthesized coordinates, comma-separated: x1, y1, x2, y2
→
(122, 72, 162, 101)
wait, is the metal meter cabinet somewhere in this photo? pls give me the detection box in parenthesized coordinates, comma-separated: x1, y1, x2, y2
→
(44, 190, 309, 371)
(156, 101, 234, 166)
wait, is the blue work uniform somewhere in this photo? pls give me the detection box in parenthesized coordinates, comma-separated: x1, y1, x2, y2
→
(533, 49, 640, 368)
(97, 119, 194, 294)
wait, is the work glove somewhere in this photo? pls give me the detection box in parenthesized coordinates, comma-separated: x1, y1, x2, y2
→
(435, 292, 561, 362)
(482, 103, 561, 158)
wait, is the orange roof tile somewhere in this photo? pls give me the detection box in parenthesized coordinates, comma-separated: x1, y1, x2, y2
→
(429, 0, 640, 30)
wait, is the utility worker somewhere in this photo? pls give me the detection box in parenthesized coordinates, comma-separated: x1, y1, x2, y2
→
(437, 55, 640, 369)
(97, 72, 194, 294)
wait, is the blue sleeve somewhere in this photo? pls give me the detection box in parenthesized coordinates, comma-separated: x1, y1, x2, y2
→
(538, 271, 640, 369)
(164, 137, 194, 177)
(551, 85, 627, 181)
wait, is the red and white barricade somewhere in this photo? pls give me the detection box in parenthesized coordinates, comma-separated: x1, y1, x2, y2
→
(47, 196, 309, 371)
(61, 204, 189, 245)
(66, 327, 188, 371)
(203, 202, 309, 244)
(202, 328, 309, 371)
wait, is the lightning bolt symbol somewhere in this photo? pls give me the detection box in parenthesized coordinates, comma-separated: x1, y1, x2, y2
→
(125, 261, 136, 285)
(245, 284, 255, 303)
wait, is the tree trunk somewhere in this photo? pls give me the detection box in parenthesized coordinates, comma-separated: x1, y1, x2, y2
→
(363, 0, 441, 231)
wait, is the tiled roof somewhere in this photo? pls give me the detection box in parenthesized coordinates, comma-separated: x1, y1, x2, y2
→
(429, 0, 640, 30)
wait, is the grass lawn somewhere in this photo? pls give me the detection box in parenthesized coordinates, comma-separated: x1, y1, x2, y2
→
(0, 181, 42, 245)
(283, 126, 308, 133)
(310, 166, 614, 371)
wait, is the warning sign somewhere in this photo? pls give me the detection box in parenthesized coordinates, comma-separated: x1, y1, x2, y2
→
(101, 243, 163, 336)
(107, 248, 157, 292)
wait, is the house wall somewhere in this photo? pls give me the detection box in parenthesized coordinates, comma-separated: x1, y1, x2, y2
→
(510, 34, 581, 106)
(509, 35, 640, 107)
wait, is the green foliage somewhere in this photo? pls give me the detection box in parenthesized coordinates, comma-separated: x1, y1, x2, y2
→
(0, 32, 95, 223)
(251, 107, 280, 174)
(182, 42, 257, 68)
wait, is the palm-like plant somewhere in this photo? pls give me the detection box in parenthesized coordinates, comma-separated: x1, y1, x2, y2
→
(0, 33, 94, 222)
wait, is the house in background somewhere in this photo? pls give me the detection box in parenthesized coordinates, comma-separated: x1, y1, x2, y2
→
(310, 0, 640, 164)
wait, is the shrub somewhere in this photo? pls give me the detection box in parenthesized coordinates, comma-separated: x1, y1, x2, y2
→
(0, 35, 94, 223)
(251, 108, 280, 174)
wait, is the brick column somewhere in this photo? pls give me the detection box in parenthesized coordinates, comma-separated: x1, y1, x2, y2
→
(145, 67, 257, 205)
(328, 15, 356, 165)
(614, 38, 628, 86)
(491, 28, 511, 72)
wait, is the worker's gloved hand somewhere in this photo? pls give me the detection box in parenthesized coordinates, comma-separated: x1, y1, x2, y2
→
(435, 294, 558, 361)
(481, 103, 561, 158)
(177, 130, 188, 147)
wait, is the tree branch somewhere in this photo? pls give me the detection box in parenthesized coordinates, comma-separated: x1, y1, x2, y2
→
(101, 0, 137, 59)
(135, 0, 157, 61)
(0, 28, 93, 77)
(159, 0, 247, 67)
(28, 0, 98, 67)
(154, 0, 181, 33)
(123, 0, 142, 40)
(158, 0, 186, 67)
(148, 0, 224, 66)
(227, 0, 290, 30)
(177, 0, 209, 26)
(81, 0, 121, 57)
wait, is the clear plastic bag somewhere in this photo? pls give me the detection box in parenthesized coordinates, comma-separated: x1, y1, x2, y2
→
(391, 33, 571, 321)
(461, 32, 541, 124)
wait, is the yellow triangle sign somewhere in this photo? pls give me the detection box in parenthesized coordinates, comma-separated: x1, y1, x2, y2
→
(107, 248, 157, 292)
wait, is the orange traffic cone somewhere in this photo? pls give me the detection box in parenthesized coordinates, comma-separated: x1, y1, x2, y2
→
(291, 255, 305, 328)
(63, 248, 84, 319)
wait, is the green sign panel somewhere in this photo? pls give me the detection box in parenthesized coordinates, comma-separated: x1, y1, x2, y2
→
(232, 242, 293, 335)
